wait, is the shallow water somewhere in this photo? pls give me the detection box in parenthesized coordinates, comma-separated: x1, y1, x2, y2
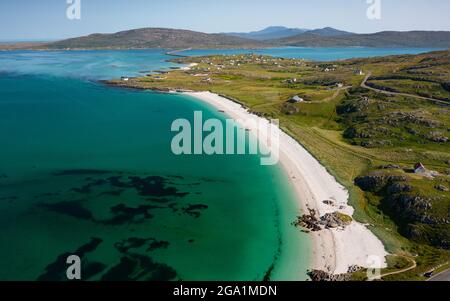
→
(178, 47, 443, 61)
(0, 72, 309, 280)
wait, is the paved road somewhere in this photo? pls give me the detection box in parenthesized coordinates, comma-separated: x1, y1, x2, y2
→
(428, 269, 450, 281)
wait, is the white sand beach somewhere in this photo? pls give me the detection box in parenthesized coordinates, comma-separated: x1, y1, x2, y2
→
(180, 63, 198, 71)
(183, 91, 388, 276)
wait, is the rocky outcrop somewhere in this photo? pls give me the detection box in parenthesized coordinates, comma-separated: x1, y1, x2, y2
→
(320, 212, 353, 229)
(293, 209, 353, 231)
(435, 184, 449, 192)
(308, 270, 350, 281)
(424, 131, 449, 143)
(292, 208, 322, 232)
(307, 265, 363, 281)
(355, 173, 407, 193)
(385, 194, 441, 224)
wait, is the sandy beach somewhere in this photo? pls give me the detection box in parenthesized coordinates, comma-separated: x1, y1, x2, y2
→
(183, 91, 388, 276)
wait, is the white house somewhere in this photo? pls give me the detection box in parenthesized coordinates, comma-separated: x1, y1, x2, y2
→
(288, 95, 304, 103)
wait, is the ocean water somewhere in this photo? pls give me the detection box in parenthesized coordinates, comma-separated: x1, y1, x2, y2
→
(179, 47, 443, 61)
(0, 51, 309, 281)
(0, 47, 439, 281)
(0, 49, 180, 80)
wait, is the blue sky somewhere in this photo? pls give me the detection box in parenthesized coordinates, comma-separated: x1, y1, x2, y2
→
(1, 0, 450, 40)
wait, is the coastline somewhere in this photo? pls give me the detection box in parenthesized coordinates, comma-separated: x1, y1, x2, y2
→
(182, 91, 388, 277)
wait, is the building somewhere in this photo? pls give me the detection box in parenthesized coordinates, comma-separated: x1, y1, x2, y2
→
(414, 163, 427, 174)
(288, 95, 304, 103)
(286, 78, 298, 84)
(354, 69, 365, 76)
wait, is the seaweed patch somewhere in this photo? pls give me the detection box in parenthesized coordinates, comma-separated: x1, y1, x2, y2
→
(53, 169, 113, 176)
(68, 174, 189, 199)
(101, 254, 177, 281)
(182, 204, 209, 218)
(39, 200, 94, 221)
(114, 237, 170, 253)
(103, 204, 162, 225)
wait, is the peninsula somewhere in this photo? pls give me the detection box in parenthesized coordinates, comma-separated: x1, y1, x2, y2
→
(107, 50, 450, 280)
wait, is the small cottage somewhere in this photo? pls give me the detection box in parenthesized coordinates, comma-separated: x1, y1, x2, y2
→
(288, 95, 304, 103)
(414, 163, 427, 174)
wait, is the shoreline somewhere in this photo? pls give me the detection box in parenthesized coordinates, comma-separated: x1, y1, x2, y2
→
(182, 91, 388, 277)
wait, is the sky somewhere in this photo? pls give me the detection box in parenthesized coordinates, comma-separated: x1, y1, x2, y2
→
(1, 0, 450, 40)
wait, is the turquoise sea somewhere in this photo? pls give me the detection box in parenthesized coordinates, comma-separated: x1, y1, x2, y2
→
(178, 47, 442, 61)
(0, 47, 440, 281)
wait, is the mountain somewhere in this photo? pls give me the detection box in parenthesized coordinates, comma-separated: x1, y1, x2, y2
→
(305, 27, 352, 37)
(40, 28, 268, 50)
(224, 26, 309, 41)
(278, 31, 450, 47)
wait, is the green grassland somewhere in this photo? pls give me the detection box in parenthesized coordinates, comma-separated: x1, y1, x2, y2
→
(108, 51, 450, 280)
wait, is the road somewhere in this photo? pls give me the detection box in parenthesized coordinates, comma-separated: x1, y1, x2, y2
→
(380, 256, 417, 279)
(428, 269, 450, 281)
(360, 72, 450, 106)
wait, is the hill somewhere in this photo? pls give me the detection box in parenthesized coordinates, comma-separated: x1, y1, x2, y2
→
(225, 26, 309, 40)
(278, 31, 450, 47)
(40, 28, 268, 50)
(304, 27, 352, 37)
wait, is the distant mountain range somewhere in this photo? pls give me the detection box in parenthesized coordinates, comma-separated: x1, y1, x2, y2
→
(224, 26, 309, 40)
(224, 26, 352, 40)
(22, 27, 450, 50)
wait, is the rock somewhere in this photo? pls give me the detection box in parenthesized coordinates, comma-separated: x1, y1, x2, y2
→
(307, 270, 350, 281)
(424, 131, 448, 143)
(435, 185, 449, 192)
(387, 182, 413, 194)
(379, 164, 401, 170)
(292, 208, 322, 232)
(294, 210, 353, 231)
(347, 265, 364, 273)
(320, 212, 353, 229)
(385, 194, 434, 223)
(355, 173, 407, 192)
